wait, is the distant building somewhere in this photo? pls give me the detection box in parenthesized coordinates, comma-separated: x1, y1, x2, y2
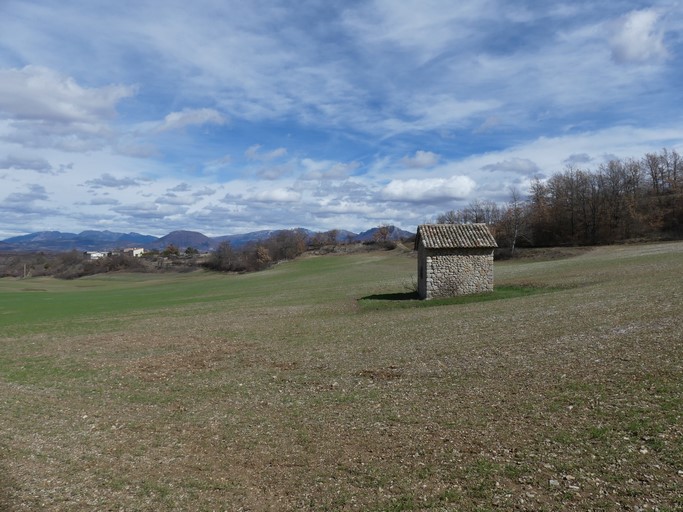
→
(84, 251, 108, 260)
(414, 224, 497, 299)
(123, 247, 145, 257)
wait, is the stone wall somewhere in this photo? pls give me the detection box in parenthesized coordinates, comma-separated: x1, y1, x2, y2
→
(418, 247, 494, 299)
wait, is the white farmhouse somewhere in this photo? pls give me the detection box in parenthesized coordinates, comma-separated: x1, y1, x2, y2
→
(123, 247, 145, 257)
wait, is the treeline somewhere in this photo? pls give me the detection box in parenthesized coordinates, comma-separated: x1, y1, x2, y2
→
(438, 148, 683, 251)
(202, 228, 398, 272)
(202, 229, 309, 272)
(0, 251, 150, 279)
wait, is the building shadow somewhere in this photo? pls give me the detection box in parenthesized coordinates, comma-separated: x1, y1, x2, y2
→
(360, 291, 419, 301)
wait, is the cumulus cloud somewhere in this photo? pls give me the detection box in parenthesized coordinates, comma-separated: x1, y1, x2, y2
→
(246, 188, 302, 203)
(85, 173, 142, 189)
(380, 175, 475, 203)
(610, 9, 668, 64)
(156, 193, 193, 206)
(401, 150, 439, 169)
(0, 66, 135, 151)
(316, 199, 376, 216)
(2, 123, 113, 152)
(192, 186, 217, 198)
(311, 180, 373, 203)
(256, 164, 292, 180)
(564, 153, 593, 165)
(156, 108, 227, 132)
(4, 184, 49, 203)
(115, 141, 159, 158)
(0, 155, 53, 173)
(113, 202, 187, 219)
(0, 65, 135, 123)
(169, 183, 191, 192)
(300, 159, 360, 180)
(88, 197, 119, 206)
(480, 158, 540, 176)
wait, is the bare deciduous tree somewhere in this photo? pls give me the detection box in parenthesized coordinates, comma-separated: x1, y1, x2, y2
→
(373, 225, 390, 243)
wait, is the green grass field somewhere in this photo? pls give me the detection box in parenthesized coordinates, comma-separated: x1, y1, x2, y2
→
(1, 242, 682, 511)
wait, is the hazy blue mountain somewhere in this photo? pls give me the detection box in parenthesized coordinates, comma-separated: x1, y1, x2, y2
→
(115, 232, 158, 245)
(1, 231, 80, 252)
(0, 230, 158, 252)
(1, 226, 414, 253)
(353, 225, 415, 242)
(334, 230, 359, 242)
(77, 230, 124, 242)
(213, 230, 279, 248)
(214, 228, 318, 248)
(152, 230, 214, 251)
(4, 231, 78, 243)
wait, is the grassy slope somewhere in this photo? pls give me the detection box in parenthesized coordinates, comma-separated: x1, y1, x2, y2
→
(0, 243, 681, 511)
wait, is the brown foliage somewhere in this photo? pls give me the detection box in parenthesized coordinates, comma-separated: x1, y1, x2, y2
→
(437, 148, 683, 249)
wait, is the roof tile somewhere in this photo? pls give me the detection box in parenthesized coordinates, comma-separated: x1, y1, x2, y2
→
(415, 223, 497, 249)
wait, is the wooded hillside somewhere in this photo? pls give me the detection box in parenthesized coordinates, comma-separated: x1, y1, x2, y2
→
(440, 148, 683, 250)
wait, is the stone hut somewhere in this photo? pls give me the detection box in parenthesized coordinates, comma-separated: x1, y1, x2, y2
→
(414, 223, 497, 300)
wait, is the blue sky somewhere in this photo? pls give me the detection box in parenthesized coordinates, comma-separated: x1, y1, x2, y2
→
(1, 0, 682, 238)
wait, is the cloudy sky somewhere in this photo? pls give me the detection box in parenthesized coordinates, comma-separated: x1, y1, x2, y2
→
(1, 1, 682, 238)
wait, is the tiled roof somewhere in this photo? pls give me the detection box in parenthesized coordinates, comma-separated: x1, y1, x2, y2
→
(415, 223, 498, 249)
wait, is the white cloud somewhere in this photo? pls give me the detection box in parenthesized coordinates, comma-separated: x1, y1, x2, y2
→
(0, 66, 135, 151)
(256, 164, 292, 181)
(316, 199, 376, 216)
(380, 175, 476, 203)
(405, 95, 501, 129)
(342, 0, 496, 63)
(246, 188, 302, 203)
(156, 193, 194, 206)
(0, 155, 54, 173)
(0, 65, 135, 123)
(156, 108, 226, 132)
(475, 116, 502, 133)
(564, 153, 593, 165)
(169, 183, 191, 192)
(85, 173, 143, 189)
(3, 183, 50, 203)
(192, 186, 217, 198)
(203, 155, 232, 173)
(401, 150, 439, 169)
(88, 197, 119, 206)
(245, 144, 287, 161)
(480, 158, 540, 176)
(113, 202, 187, 220)
(610, 9, 668, 64)
(300, 159, 360, 180)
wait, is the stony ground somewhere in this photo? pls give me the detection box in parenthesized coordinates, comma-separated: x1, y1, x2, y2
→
(0, 242, 681, 510)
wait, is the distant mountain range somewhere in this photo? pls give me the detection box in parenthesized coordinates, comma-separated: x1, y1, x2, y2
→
(0, 230, 158, 252)
(0, 226, 414, 253)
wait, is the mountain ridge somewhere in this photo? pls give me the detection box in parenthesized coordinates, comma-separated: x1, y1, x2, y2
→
(1, 226, 415, 253)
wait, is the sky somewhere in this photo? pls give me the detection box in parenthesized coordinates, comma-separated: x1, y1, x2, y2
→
(1, 1, 682, 238)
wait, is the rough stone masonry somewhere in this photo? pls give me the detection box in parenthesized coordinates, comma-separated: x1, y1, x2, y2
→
(415, 224, 497, 300)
